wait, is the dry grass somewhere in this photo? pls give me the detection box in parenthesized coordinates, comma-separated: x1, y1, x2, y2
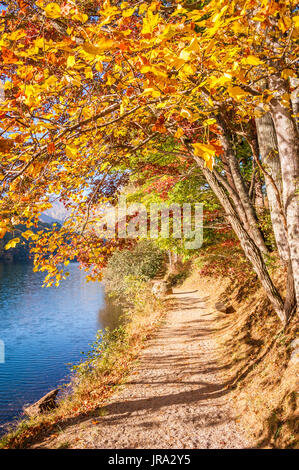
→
(183, 266, 299, 449)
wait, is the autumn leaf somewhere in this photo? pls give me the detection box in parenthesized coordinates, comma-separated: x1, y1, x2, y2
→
(0, 138, 14, 153)
(5, 238, 20, 250)
(278, 16, 292, 33)
(82, 40, 115, 55)
(67, 55, 76, 68)
(174, 128, 184, 139)
(122, 7, 136, 17)
(72, 12, 89, 23)
(22, 230, 35, 240)
(143, 88, 161, 98)
(47, 142, 56, 154)
(192, 142, 216, 170)
(281, 69, 296, 80)
(227, 86, 249, 101)
(1, 47, 18, 64)
(186, 38, 201, 53)
(66, 144, 77, 158)
(141, 10, 160, 35)
(192, 142, 216, 158)
(241, 55, 264, 66)
(44, 3, 61, 19)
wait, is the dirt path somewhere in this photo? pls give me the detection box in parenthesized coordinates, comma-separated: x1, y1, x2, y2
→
(35, 288, 252, 449)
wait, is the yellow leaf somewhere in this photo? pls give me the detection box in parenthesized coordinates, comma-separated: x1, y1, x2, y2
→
(182, 64, 194, 76)
(252, 15, 266, 22)
(140, 65, 151, 74)
(142, 88, 161, 98)
(82, 40, 115, 55)
(180, 108, 192, 119)
(186, 38, 201, 53)
(174, 128, 184, 139)
(241, 55, 263, 66)
(203, 118, 217, 126)
(5, 238, 20, 250)
(280, 92, 291, 107)
(67, 55, 75, 68)
(22, 230, 35, 240)
(72, 13, 89, 23)
(141, 11, 160, 35)
(227, 86, 249, 101)
(278, 16, 292, 33)
(192, 143, 216, 171)
(171, 4, 188, 16)
(139, 4, 148, 15)
(0, 228, 7, 239)
(209, 75, 231, 88)
(179, 49, 191, 61)
(66, 144, 77, 158)
(44, 2, 61, 19)
(205, 156, 214, 171)
(231, 21, 246, 34)
(35, 37, 45, 49)
(95, 61, 103, 73)
(85, 67, 93, 79)
(122, 7, 135, 17)
(192, 142, 216, 158)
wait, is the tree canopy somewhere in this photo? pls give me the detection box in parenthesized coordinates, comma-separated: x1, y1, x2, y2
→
(0, 0, 298, 322)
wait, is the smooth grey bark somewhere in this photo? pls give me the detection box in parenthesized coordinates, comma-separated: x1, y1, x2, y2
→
(249, 128, 296, 317)
(255, 111, 290, 263)
(192, 153, 287, 323)
(269, 75, 299, 307)
(290, 77, 299, 132)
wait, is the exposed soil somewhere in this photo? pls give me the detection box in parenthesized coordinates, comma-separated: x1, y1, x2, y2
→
(33, 287, 252, 449)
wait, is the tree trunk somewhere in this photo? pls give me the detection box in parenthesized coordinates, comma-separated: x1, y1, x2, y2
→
(254, 171, 264, 213)
(217, 115, 269, 255)
(255, 111, 290, 263)
(284, 260, 296, 318)
(192, 153, 287, 324)
(269, 75, 299, 307)
(290, 77, 299, 132)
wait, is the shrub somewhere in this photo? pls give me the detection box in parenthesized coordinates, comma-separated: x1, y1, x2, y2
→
(103, 240, 166, 299)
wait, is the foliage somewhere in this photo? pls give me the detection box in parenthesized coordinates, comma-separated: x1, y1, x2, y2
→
(194, 238, 256, 281)
(72, 325, 129, 378)
(258, 209, 277, 252)
(103, 240, 166, 299)
(0, 221, 57, 262)
(0, 0, 297, 321)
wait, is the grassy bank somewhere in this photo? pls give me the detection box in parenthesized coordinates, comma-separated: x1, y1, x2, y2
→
(0, 281, 168, 449)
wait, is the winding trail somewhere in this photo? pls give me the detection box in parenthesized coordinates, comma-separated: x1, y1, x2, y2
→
(36, 289, 251, 449)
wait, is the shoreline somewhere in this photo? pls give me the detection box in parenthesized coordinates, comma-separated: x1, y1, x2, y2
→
(0, 282, 167, 449)
(0, 263, 107, 438)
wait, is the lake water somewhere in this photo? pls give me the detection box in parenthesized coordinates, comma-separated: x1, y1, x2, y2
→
(0, 262, 119, 433)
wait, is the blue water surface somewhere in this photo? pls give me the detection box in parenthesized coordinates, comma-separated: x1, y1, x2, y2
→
(0, 262, 108, 430)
